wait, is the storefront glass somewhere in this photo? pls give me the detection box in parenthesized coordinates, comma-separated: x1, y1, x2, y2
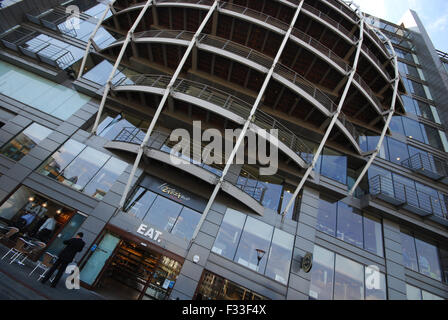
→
(0, 186, 82, 246)
(0, 123, 52, 161)
(195, 270, 268, 300)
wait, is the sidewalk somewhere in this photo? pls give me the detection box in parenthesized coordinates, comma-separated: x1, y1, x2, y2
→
(0, 244, 105, 300)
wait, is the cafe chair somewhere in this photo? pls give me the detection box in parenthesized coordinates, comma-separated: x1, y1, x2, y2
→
(1, 237, 30, 264)
(29, 251, 57, 281)
(0, 227, 19, 240)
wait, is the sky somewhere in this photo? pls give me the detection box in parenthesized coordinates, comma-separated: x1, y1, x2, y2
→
(353, 0, 448, 53)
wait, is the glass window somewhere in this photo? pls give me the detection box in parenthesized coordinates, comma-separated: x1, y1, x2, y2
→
(212, 209, 246, 260)
(1, 123, 52, 161)
(401, 95, 418, 115)
(265, 229, 294, 285)
(400, 232, 419, 272)
(402, 117, 425, 142)
(423, 125, 444, 150)
(336, 202, 363, 248)
(260, 182, 283, 212)
(389, 117, 405, 136)
(415, 238, 442, 281)
(320, 148, 347, 184)
(422, 291, 444, 300)
(334, 255, 364, 300)
(39, 139, 86, 179)
(280, 189, 297, 221)
(58, 147, 110, 191)
(316, 198, 337, 236)
(234, 217, 274, 273)
(144, 196, 183, 233)
(406, 284, 422, 300)
(309, 246, 335, 300)
(387, 138, 409, 165)
(367, 136, 388, 160)
(365, 267, 387, 300)
(125, 188, 157, 220)
(83, 157, 128, 200)
(171, 207, 201, 241)
(363, 214, 383, 257)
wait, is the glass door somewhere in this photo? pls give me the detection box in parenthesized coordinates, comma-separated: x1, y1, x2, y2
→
(80, 233, 120, 285)
(46, 213, 87, 256)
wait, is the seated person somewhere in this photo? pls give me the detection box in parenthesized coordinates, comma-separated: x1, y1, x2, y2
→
(15, 211, 37, 231)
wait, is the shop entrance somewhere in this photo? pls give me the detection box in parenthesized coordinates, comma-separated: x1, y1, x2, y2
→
(81, 231, 182, 300)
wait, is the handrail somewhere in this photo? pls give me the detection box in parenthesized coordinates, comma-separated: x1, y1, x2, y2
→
(112, 74, 314, 163)
(113, 126, 267, 202)
(369, 175, 446, 218)
(401, 153, 448, 178)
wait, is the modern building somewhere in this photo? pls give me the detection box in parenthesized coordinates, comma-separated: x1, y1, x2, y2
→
(0, 0, 447, 300)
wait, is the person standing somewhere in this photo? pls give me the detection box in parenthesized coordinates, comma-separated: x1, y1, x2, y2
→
(40, 232, 85, 288)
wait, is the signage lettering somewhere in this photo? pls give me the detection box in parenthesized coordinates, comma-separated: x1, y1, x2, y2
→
(25, 202, 48, 217)
(158, 183, 191, 201)
(137, 224, 162, 243)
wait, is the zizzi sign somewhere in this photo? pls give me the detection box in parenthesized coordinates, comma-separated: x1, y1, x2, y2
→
(137, 224, 163, 243)
(158, 183, 191, 202)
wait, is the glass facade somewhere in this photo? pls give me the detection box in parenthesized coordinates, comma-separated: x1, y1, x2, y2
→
(316, 199, 384, 256)
(309, 246, 387, 300)
(0, 123, 52, 161)
(38, 139, 128, 200)
(212, 209, 294, 285)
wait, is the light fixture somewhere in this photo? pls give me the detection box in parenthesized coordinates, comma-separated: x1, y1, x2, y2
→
(42, 202, 48, 208)
(28, 197, 35, 202)
(56, 208, 62, 214)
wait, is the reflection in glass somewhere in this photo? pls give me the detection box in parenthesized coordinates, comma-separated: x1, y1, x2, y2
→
(1, 123, 52, 161)
(125, 188, 157, 220)
(171, 207, 202, 241)
(234, 217, 273, 273)
(406, 284, 422, 300)
(336, 202, 363, 248)
(212, 209, 246, 260)
(265, 229, 294, 285)
(84, 157, 128, 200)
(400, 232, 419, 272)
(316, 198, 337, 236)
(363, 215, 383, 257)
(365, 267, 387, 300)
(39, 139, 85, 179)
(320, 148, 347, 184)
(144, 196, 183, 232)
(309, 246, 335, 300)
(415, 238, 442, 281)
(334, 255, 364, 300)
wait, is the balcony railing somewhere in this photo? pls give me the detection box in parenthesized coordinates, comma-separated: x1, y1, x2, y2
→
(113, 127, 266, 203)
(113, 74, 313, 164)
(369, 175, 446, 218)
(401, 153, 448, 181)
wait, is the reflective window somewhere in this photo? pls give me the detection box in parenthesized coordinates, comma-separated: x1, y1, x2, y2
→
(320, 148, 347, 184)
(365, 266, 387, 300)
(59, 147, 109, 191)
(125, 188, 157, 220)
(406, 284, 422, 300)
(316, 198, 337, 236)
(422, 291, 444, 300)
(309, 246, 335, 300)
(336, 202, 363, 248)
(83, 157, 128, 200)
(171, 207, 202, 241)
(265, 229, 294, 285)
(212, 209, 246, 260)
(144, 196, 183, 233)
(234, 217, 274, 273)
(402, 117, 425, 142)
(387, 138, 409, 165)
(363, 215, 383, 257)
(280, 189, 297, 221)
(39, 139, 85, 179)
(0, 123, 52, 161)
(389, 117, 405, 136)
(334, 255, 364, 300)
(260, 181, 283, 212)
(400, 232, 419, 272)
(213, 209, 294, 284)
(415, 238, 442, 281)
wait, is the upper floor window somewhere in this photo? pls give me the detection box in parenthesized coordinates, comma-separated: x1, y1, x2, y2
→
(37, 139, 128, 200)
(316, 199, 384, 257)
(400, 231, 444, 282)
(309, 245, 387, 300)
(0, 123, 52, 161)
(212, 208, 294, 285)
(406, 284, 444, 300)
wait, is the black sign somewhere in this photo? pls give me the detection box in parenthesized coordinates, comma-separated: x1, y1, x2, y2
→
(302, 252, 313, 273)
(140, 175, 207, 212)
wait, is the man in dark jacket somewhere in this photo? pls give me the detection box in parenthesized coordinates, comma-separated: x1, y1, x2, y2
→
(41, 232, 85, 288)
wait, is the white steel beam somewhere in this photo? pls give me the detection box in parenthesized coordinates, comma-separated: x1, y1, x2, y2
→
(348, 24, 400, 196)
(90, 0, 154, 136)
(280, 12, 365, 222)
(117, 1, 219, 210)
(77, 0, 117, 80)
(191, 0, 305, 242)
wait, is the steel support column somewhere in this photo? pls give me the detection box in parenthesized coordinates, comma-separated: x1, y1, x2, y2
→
(280, 13, 365, 222)
(191, 0, 305, 242)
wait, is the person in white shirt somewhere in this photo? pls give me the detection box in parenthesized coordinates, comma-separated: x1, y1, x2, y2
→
(37, 216, 56, 242)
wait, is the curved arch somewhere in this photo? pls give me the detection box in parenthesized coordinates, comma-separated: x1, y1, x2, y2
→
(111, 75, 312, 168)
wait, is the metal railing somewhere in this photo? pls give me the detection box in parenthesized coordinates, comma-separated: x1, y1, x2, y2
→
(113, 127, 266, 202)
(369, 175, 445, 217)
(130, 31, 360, 142)
(112, 74, 313, 163)
(401, 153, 448, 178)
(325, 0, 359, 22)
